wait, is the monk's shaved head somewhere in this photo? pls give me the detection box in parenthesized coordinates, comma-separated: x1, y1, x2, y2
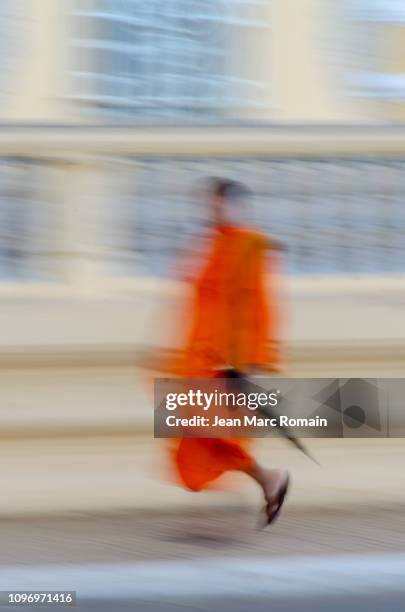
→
(208, 178, 251, 227)
(210, 178, 251, 201)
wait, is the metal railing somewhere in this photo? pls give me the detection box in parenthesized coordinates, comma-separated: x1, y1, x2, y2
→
(0, 125, 405, 281)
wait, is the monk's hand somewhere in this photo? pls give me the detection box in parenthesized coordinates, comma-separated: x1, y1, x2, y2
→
(267, 237, 287, 252)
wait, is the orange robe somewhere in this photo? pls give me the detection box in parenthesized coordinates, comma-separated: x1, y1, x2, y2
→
(172, 225, 281, 491)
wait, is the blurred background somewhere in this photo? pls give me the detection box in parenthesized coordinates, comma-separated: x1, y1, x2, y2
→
(0, 1, 405, 610)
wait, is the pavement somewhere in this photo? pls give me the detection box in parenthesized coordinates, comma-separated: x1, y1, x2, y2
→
(0, 435, 404, 611)
(0, 436, 404, 516)
(0, 278, 403, 610)
(1, 493, 404, 564)
(0, 440, 404, 611)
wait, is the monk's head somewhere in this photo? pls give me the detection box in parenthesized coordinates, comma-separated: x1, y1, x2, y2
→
(208, 178, 251, 228)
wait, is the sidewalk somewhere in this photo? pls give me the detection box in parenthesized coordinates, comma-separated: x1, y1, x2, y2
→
(0, 436, 404, 517)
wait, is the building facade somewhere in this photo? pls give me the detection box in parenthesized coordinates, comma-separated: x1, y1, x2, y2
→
(0, 1, 405, 283)
(2, 0, 404, 124)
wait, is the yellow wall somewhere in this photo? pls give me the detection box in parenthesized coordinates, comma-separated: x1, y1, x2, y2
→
(2, 0, 71, 121)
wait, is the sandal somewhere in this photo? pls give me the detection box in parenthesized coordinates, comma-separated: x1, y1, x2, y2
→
(261, 473, 290, 528)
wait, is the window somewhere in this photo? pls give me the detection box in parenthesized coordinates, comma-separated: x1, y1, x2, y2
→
(71, 0, 270, 119)
(347, 0, 405, 98)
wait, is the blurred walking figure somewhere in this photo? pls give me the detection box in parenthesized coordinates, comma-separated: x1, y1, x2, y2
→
(170, 178, 289, 526)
